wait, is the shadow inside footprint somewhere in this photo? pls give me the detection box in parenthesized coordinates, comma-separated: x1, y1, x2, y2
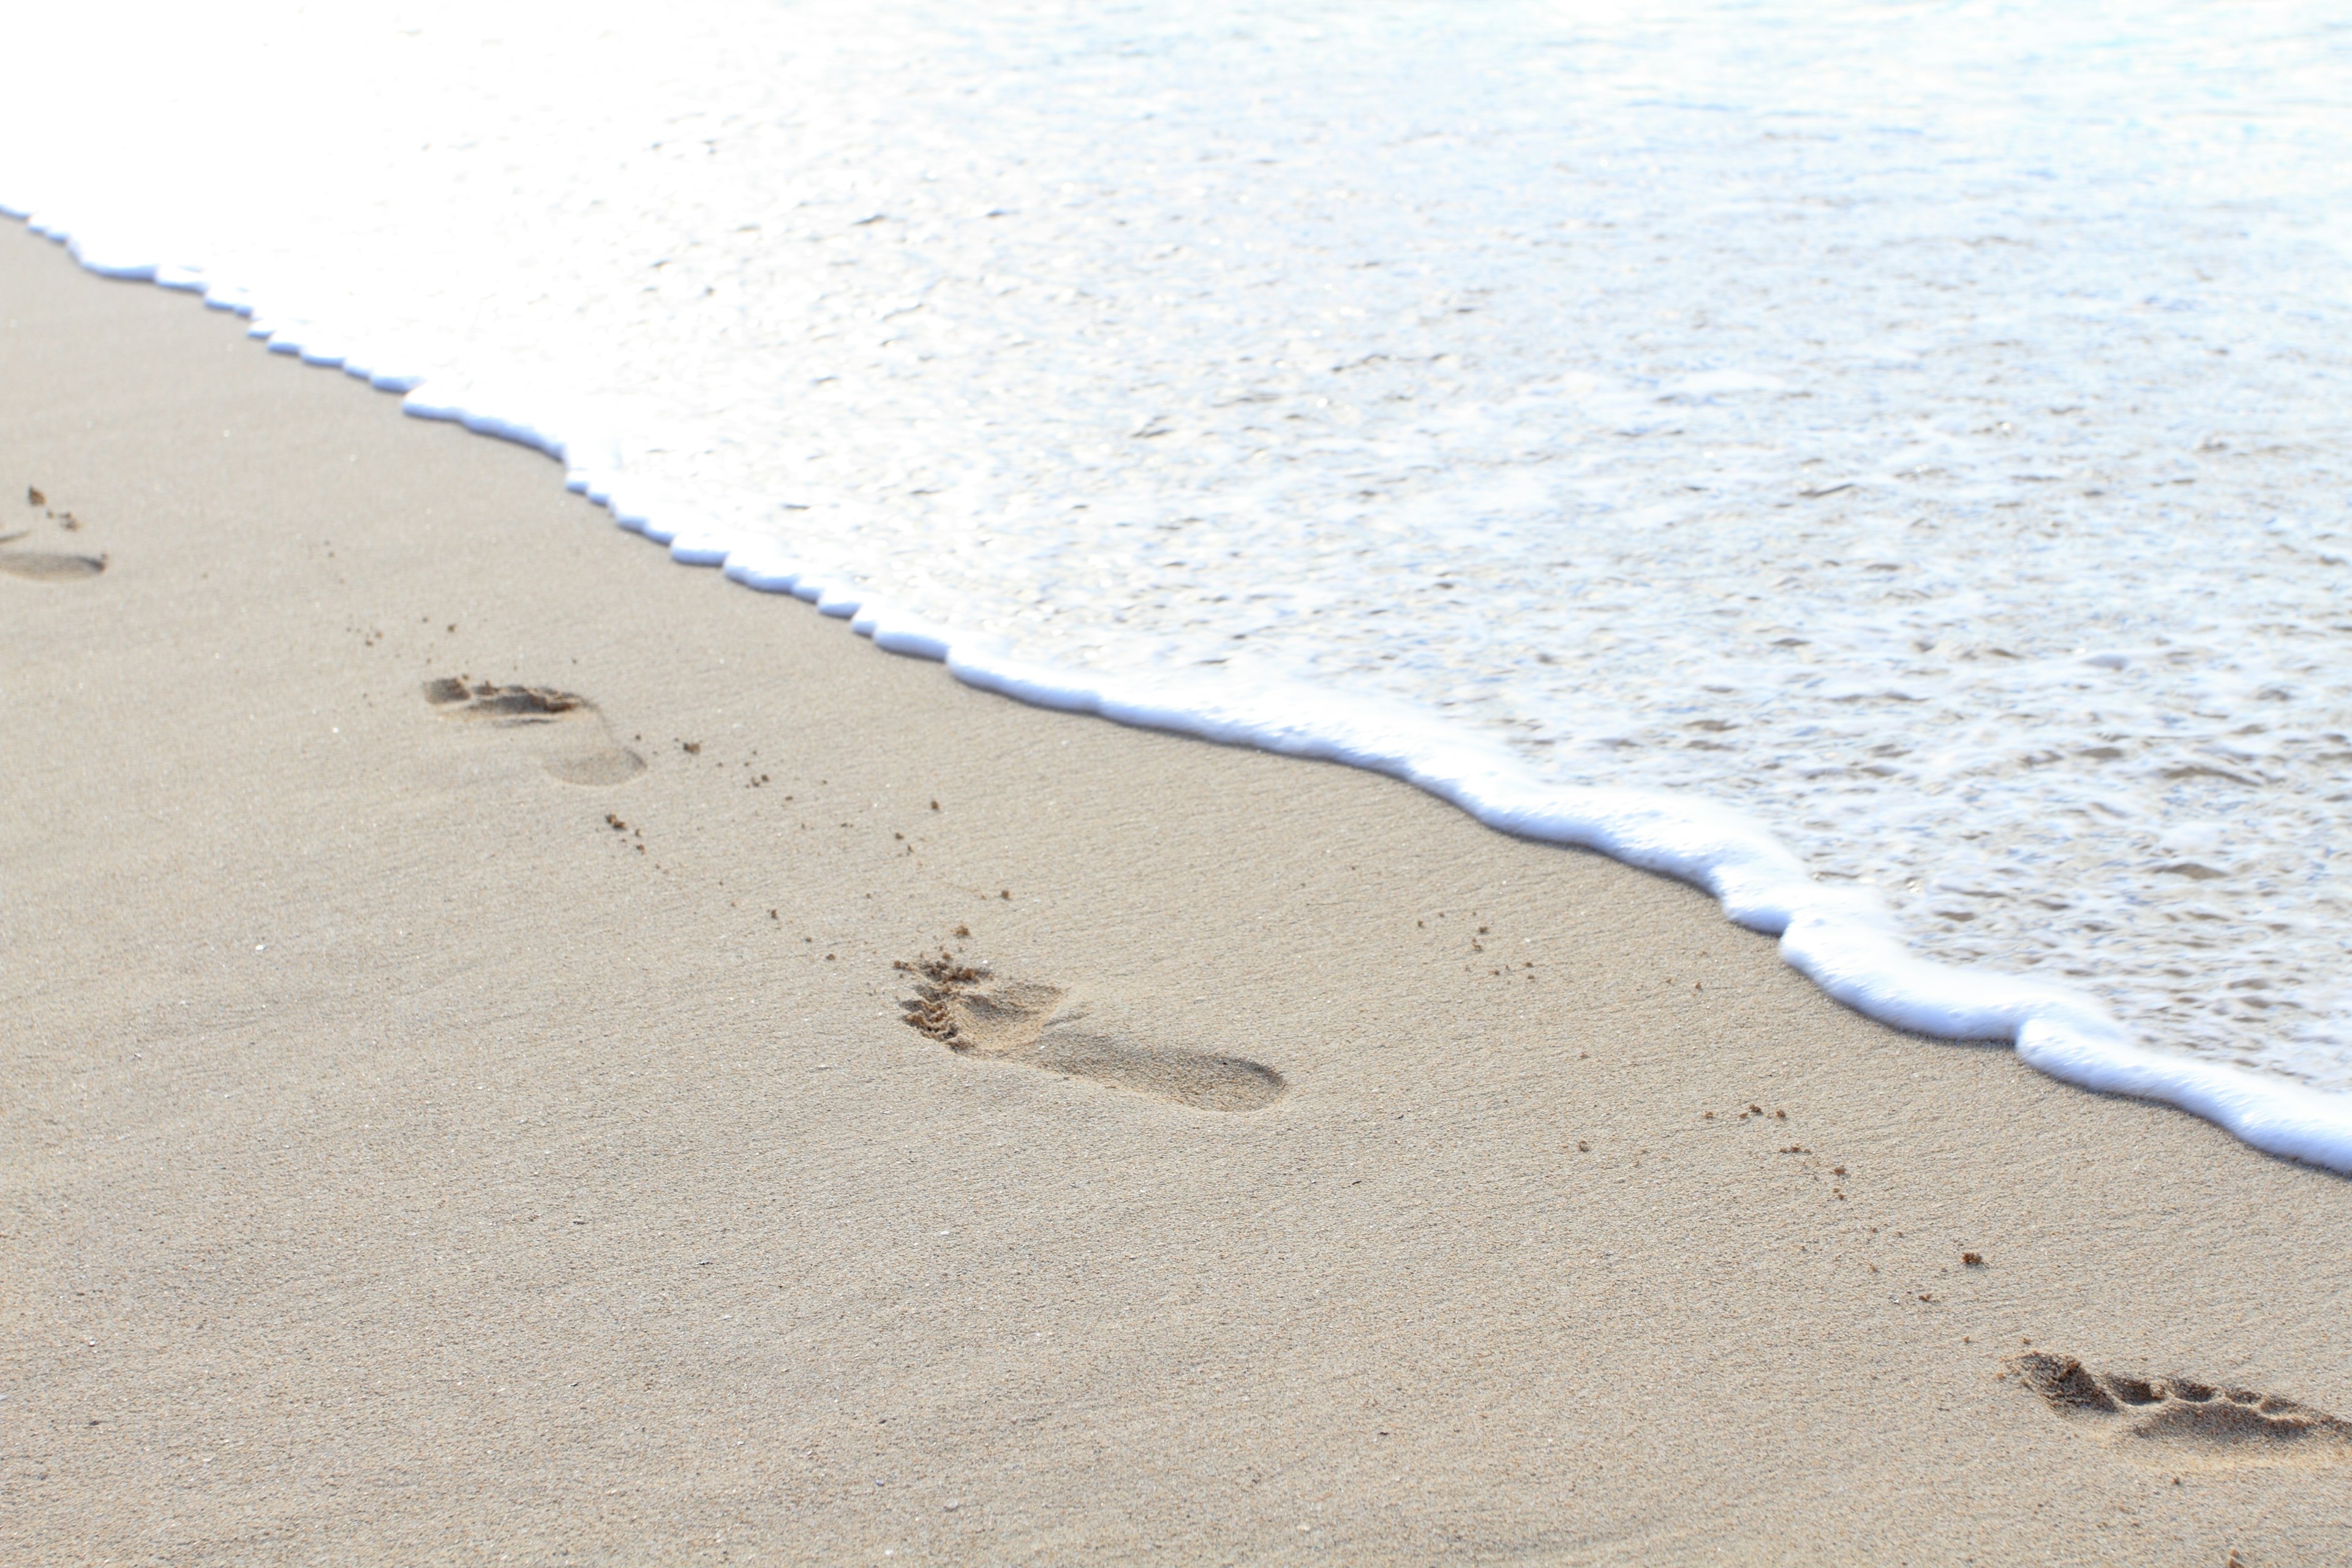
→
(2008, 1354, 2352, 1469)
(0, 550, 105, 581)
(896, 954, 1286, 1113)
(423, 676, 645, 785)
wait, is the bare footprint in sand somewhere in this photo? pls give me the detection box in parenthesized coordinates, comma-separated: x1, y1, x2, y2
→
(4, 492, 104, 579)
(2008, 1353, 2352, 1470)
(423, 676, 646, 785)
(896, 954, 1286, 1113)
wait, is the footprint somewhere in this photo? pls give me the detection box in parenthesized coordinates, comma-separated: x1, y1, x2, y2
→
(423, 676, 646, 785)
(0, 547, 105, 581)
(2007, 1353, 2352, 1469)
(5, 491, 102, 579)
(896, 954, 1286, 1113)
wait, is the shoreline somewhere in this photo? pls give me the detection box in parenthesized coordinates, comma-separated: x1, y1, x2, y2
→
(10, 213, 2343, 1176)
(6, 222, 2352, 1562)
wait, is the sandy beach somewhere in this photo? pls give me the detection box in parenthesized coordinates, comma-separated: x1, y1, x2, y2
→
(6, 222, 2352, 1564)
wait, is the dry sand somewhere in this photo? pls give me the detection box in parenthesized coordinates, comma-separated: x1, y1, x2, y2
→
(6, 223, 2352, 1566)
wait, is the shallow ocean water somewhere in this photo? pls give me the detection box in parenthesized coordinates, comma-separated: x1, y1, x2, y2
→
(7, 1, 2352, 1095)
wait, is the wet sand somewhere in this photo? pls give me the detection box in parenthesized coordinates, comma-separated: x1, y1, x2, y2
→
(6, 222, 2351, 1565)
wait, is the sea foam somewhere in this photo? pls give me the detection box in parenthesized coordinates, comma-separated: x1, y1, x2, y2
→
(6, 0, 2351, 1168)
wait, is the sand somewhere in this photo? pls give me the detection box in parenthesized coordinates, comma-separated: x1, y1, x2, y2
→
(5, 222, 2351, 1566)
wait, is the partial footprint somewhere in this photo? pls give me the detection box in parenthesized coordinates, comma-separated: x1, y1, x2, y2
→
(4, 490, 102, 579)
(423, 676, 645, 785)
(896, 954, 1286, 1112)
(2007, 1353, 2352, 1469)
(0, 548, 105, 581)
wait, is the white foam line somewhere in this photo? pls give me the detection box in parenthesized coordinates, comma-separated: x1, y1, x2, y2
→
(16, 212, 2352, 1176)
